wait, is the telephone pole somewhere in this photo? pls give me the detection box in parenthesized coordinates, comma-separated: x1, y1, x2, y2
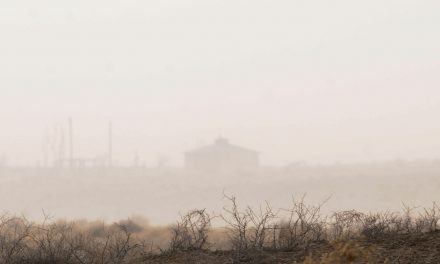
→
(108, 122, 113, 167)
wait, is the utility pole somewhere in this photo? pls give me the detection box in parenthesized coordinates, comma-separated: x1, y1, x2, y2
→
(108, 122, 113, 167)
(68, 117, 74, 168)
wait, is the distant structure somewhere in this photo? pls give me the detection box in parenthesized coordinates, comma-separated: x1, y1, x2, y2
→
(43, 118, 114, 169)
(184, 138, 259, 172)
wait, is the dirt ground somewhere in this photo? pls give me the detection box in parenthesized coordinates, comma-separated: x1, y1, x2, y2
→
(142, 231, 440, 264)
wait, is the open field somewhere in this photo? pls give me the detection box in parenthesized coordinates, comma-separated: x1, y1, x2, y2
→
(1, 160, 440, 223)
(2, 161, 440, 263)
(1, 194, 440, 263)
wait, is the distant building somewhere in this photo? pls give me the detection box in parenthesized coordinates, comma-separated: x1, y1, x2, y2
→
(184, 138, 259, 172)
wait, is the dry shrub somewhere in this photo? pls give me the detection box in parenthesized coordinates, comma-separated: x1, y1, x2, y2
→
(114, 219, 144, 234)
(246, 201, 276, 250)
(277, 195, 327, 250)
(221, 194, 251, 258)
(360, 212, 400, 239)
(417, 202, 440, 232)
(221, 194, 277, 252)
(360, 203, 440, 240)
(169, 209, 212, 251)
(330, 210, 364, 240)
(1, 197, 440, 263)
(221, 194, 278, 263)
(0, 215, 33, 263)
(0, 214, 153, 264)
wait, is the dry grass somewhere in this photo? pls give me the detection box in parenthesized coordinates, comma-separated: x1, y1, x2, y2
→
(1, 197, 440, 263)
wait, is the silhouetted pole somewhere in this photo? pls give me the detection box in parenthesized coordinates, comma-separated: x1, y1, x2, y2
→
(60, 123, 65, 166)
(68, 117, 74, 168)
(108, 122, 113, 167)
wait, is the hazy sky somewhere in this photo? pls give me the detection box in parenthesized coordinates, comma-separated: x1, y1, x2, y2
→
(1, 0, 440, 166)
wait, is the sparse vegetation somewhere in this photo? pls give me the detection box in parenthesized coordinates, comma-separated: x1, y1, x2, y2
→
(169, 209, 212, 252)
(1, 197, 440, 263)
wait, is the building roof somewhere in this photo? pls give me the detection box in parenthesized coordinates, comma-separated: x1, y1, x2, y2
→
(185, 138, 259, 156)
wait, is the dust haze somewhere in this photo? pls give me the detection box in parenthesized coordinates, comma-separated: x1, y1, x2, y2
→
(1, 0, 440, 225)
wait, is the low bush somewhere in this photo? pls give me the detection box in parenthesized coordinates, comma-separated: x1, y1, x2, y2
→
(0, 196, 439, 263)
